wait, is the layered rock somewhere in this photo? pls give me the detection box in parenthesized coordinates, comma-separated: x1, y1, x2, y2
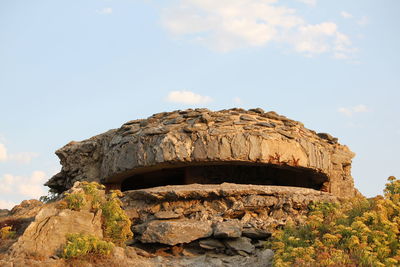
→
(9, 205, 103, 258)
(123, 183, 337, 250)
(46, 108, 356, 198)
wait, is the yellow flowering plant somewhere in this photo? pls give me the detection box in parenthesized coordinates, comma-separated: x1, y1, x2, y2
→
(266, 176, 400, 266)
(61, 181, 133, 259)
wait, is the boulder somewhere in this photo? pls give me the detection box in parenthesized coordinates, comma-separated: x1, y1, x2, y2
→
(10, 200, 43, 218)
(140, 219, 213, 245)
(213, 220, 242, 238)
(224, 237, 255, 254)
(242, 228, 271, 239)
(9, 205, 103, 258)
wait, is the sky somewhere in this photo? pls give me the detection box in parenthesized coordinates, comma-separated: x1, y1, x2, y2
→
(0, 0, 399, 209)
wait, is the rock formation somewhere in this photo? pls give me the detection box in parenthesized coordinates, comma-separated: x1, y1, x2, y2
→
(1, 108, 362, 266)
(9, 206, 103, 258)
(46, 108, 356, 198)
(123, 183, 338, 258)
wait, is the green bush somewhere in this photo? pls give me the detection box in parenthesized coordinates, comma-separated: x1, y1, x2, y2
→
(61, 233, 114, 259)
(39, 192, 60, 203)
(101, 190, 133, 246)
(81, 182, 105, 211)
(64, 192, 86, 211)
(63, 182, 133, 246)
(0, 226, 16, 240)
(266, 176, 400, 266)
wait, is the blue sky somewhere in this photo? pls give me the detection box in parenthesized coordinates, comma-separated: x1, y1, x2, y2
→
(1, 0, 399, 208)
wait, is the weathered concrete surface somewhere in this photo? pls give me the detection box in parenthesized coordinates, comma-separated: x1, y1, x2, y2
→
(46, 108, 356, 198)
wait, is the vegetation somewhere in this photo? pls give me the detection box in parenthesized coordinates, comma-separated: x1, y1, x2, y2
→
(39, 192, 60, 203)
(63, 181, 133, 248)
(101, 190, 133, 246)
(0, 226, 16, 240)
(61, 233, 114, 259)
(266, 176, 400, 266)
(64, 192, 86, 211)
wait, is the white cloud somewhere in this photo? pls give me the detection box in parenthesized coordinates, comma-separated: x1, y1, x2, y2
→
(0, 174, 14, 193)
(0, 200, 17, 210)
(292, 23, 344, 54)
(338, 104, 368, 116)
(166, 90, 213, 104)
(8, 152, 38, 164)
(0, 143, 38, 164)
(340, 11, 353, 19)
(96, 7, 113, 15)
(161, 0, 354, 58)
(357, 16, 369, 26)
(18, 171, 47, 198)
(0, 171, 47, 199)
(296, 0, 316, 7)
(0, 143, 7, 161)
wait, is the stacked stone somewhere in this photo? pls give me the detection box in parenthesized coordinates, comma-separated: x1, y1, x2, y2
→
(46, 107, 356, 198)
(122, 183, 337, 258)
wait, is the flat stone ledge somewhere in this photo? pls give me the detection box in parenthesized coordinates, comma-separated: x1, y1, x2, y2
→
(122, 183, 338, 202)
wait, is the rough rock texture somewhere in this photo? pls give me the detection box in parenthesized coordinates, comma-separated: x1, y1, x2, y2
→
(140, 219, 213, 245)
(46, 108, 356, 198)
(224, 237, 255, 254)
(0, 209, 9, 217)
(0, 199, 44, 245)
(123, 184, 337, 247)
(9, 200, 44, 219)
(0, 246, 274, 267)
(213, 220, 242, 238)
(9, 205, 103, 258)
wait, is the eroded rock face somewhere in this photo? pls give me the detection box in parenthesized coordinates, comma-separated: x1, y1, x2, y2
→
(46, 108, 356, 198)
(9, 205, 103, 258)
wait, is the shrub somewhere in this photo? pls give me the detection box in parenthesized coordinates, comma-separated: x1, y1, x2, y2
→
(81, 182, 105, 211)
(61, 233, 114, 259)
(63, 182, 133, 246)
(39, 192, 60, 203)
(0, 226, 16, 240)
(64, 192, 86, 211)
(101, 190, 133, 246)
(266, 176, 400, 267)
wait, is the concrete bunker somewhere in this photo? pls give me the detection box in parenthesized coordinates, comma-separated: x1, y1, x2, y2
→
(41, 108, 359, 262)
(46, 108, 356, 198)
(118, 162, 329, 192)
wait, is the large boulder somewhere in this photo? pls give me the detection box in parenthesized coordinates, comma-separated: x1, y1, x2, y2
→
(9, 205, 103, 258)
(140, 219, 213, 245)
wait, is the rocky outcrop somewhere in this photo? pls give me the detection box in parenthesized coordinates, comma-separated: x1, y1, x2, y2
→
(9, 205, 103, 258)
(0, 189, 278, 266)
(9, 200, 43, 219)
(46, 108, 356, 198)
(0, 200, 44, 242)
(123, 184, 337, 254)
